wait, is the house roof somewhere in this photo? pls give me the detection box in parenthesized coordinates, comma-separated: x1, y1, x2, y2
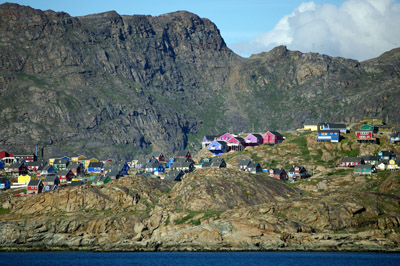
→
(354, 164, 375, 170)
(53, 158, 69, 165)
(28, 179, 42, 186)
(271, 168, 285, 174)
(327, 123, 347, 129)
(318, 130, 340, 134)
(44, 175, 59, 182)
(362, 156, 380, 161)
(203, 135, 218, 141)
(391, 132, 400, 138)
(27, 161, 44, 167)
(175, 150, 190, 157)
(42, 165, 55, 171)
(107, 169, 120, 177)
(70, 180, 84, 186)
(248, 162, 261, 169)
(239, 160, 251, 166)
(201, 161, 212, 168)
(165, 170, 183, 180)
(151, 151, 163, 157)
(88, 162, 103, 168)
(58, 170, 71, 176)
(340, 157, 364, 162)
(379, 150, 395, 156)
(9, 162, 23, 169)
(211, 158, 225, 167)
(181, 162, 193, 168)
(146, 161, 161, 168)
(304, 119, 319, 125)
(0, 177, 9, 183)
(268, 131, 283, 137)
(68, 162, 81, 169)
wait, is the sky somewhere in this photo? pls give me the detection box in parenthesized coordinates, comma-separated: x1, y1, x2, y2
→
(2, 0, 400, 61)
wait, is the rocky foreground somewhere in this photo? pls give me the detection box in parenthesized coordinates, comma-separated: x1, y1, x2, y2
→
(1, 168, 400, 251)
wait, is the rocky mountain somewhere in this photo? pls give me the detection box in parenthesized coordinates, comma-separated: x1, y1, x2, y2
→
(1, 3, 400, 159)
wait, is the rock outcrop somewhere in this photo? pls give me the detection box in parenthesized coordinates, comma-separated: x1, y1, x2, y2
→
(1, 169, 400, 251)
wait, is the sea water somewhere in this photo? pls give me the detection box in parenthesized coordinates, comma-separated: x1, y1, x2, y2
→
(1, 251, 399, 266)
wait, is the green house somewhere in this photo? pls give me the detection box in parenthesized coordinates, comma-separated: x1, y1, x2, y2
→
(354, 164, 376, 175)
(361, 124, 374, 131)
(92, 176, 111, 185)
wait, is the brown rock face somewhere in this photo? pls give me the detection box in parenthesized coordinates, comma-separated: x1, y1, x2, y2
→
(1, 167, 400, 252)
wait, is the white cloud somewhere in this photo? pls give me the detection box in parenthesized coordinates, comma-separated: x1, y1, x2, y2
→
(231, 0, 400, 61)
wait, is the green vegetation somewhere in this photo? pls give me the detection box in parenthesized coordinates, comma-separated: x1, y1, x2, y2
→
(0, 208, 11, 215)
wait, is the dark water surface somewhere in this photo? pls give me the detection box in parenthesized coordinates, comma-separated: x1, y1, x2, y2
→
(1, 251, 399, 266)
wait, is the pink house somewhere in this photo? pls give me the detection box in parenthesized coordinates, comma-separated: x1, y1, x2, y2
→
(244, 134, 263, 146)
(218, 133, 234, 142)
(227, 137, 245, 151)
(263, 131, 284, 144)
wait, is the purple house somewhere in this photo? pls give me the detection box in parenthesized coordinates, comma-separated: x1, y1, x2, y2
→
(218, 133, 234, 142)
(208, 141, 228, 156)
(202, 135, 218, 149)
(244, 134, 263, 146)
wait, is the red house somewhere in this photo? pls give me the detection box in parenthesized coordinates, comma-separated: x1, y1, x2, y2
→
(0, 150, 14, 164)
(356, 129, 376, 143)
(151, 152, 165, 162)
(58, 170, 76, 183)
(340, 157, 365, 167)
(67, 162, 85, 176)
(218, 133, 234, 142)
(27, 161, 45, 172)
(174, 150, 193, 162)
(27, 179, 44, 194)
(0, 150, 13, 159)
(263, 131, 284, 144)
(269, 169, 287, 180)
(227, 137, 245, 151)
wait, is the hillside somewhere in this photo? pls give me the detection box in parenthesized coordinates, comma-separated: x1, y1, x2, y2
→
(1, 3, 400, 160)
(1, 130, 400, 251)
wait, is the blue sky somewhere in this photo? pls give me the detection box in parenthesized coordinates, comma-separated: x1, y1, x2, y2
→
(2, 0, 400, 60)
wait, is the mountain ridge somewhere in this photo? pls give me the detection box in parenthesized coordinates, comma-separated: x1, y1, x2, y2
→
(1, 3, 399, 159)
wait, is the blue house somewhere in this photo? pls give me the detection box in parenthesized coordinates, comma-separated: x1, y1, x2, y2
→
(0, 160, 5, 170)
(378, 150, 396, 161)
(145, 161, 165, 175)
(320, 123, 347, 133)
(120, 162, 130, 175)
(208, 140, 228, 156)
(202, 135, 218, 149)
(87, 162, 104, 173)
(390, 132, 400, 144)
(0, 177, 11, 190)
(167, 158, 175, 168)
(317, 130, 340, 143)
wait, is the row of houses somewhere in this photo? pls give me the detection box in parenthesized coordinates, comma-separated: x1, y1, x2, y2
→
(339, 150, 400, 175)
(202, 131, 285, 155)
(306, 120, 399, 144)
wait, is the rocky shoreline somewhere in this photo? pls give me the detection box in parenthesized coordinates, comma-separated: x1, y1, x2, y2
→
(1, 170, 400, 252)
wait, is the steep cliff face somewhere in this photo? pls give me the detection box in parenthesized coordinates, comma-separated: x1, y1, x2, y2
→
(0, 3, 237, 158)
(1, 3, 399, 159)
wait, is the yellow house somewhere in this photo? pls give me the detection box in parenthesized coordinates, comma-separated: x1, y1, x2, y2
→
(387, 159, 398, 170)
(84, 158, 99, 169)
(71, 155, 86, 162)
(49, 158, 58, 165)
(18, 175, 31, 185)
(304, 120, 319, 132)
